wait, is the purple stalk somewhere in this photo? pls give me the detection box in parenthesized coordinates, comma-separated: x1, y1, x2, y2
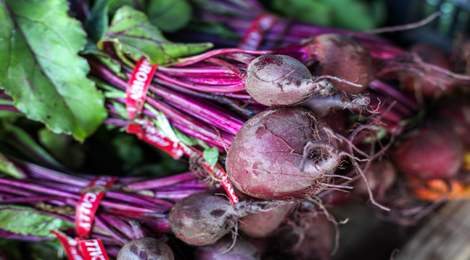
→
(107, 192, 169, 211)
(147, 84, 244, 135)
(183, 77, 241, 85)
(0, 185, 38, 197)
(153, 78, 256, 117)
(144, 96, 233, 148)
(155, 72, 246, 92)
(104, 118, 128, 127)
(99, 214, 136, 241)
(144, 218, 170, 233)
(125, 172, 197, 190)
(94, 63, 235, 147)
(106, 246, 121, 258)
(129, 194, 174, 209)
(169, 121, 228, 150)
(154, 189, 211, 200)
(94, 215, 127, 246)
(173, 48, 269, 67)
(0, 179, 80, 199)
(0, 105, 20, 112)
(0, 178, 165, 214)
(191, 3, 404, 58)
(0, 196, 65, 204)
(157, 66, 239, 78)
(0, 229, 54, 242)
(368, 80, 420, 111)
(19, 162, 89, 186)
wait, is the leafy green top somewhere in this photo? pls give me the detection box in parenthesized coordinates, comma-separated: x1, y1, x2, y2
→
(0, 0, 107, 141)
(99, 6, 213, 65)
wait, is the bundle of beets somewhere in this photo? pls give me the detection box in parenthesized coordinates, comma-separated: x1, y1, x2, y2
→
(1, 0, 470, 259)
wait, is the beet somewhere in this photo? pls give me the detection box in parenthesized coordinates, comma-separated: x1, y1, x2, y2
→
(117, 237, 174, 260)
(168, 192, 238, 246)
(309, 34, 374, 94)
(391, 121, 464, 179)
(245, 54, 334, 106)
(194, 235, 261, 260)
(432, 98, 470, 147)
(226, 107, 343, 200)
(168, 192, 287, 246)
(410, 43, 451, 70)
(354, 160, 397, 201)
(377, 44, 466, 96)
(264, 215, 332, 260)
(239, 202, 294, 238)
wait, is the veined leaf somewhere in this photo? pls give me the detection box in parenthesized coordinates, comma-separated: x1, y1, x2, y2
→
(0, 206, 74, 238)
(0, 0, 107, 142)
(2, 121, 65, 170)
(99, 6, 213, 65)
(146, 0, 192, 32)
(203, 147, 219, 168)
(0, 152, 26, 178)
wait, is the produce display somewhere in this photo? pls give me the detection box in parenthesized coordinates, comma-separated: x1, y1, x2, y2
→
(0, 0, 469, 259)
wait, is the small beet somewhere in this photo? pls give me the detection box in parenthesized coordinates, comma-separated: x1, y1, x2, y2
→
(245, 54, 334, 106)
(239, 202, 294, 238)
(117, 237, 174, 260)
(168, 192, 237, 246)
(168, 192, 286, 246)
(310, 34, 374, 94)
(354, 160, 397, 201)
(194, 235, 261, 260)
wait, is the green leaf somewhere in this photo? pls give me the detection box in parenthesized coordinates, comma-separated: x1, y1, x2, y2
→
(84, 0, 111, 42)
(38, 128, 86, 169)
(330, 0, 381, 30)
(0, 152, 26, 178)
(1, 121, 65, 169)
(112, 134, 144, 169)
(99, 6, 213, 65)
(146, 0, 192, 32)
(0, 205, 74, 238)
(111, 100, 129, 119)
(270, 0, 385, 30)
(363, 126, 387, 143)
(271, 0, 332, 27)
(203, 147, 219, 168)
(108, 0, 145, 16)
(0, 0, 107, 142)
(185, 22, 240, 40)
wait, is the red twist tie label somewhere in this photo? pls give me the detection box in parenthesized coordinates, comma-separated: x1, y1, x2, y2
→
(238, 14, 279, 50)
(186, 147, 239, 203)
(126, 119, 185, 160)
(78, 239, 110, 260)
(126, 58, 158, 120)
(75, 176, 118, 238)
(204, 162, 238, 203)
(50, 230, 85, 260)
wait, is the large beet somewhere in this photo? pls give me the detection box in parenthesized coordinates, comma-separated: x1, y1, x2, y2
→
(391, 121, 464, 179)
(226, 107, 343, 200)
(310, 34, 374, 94)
